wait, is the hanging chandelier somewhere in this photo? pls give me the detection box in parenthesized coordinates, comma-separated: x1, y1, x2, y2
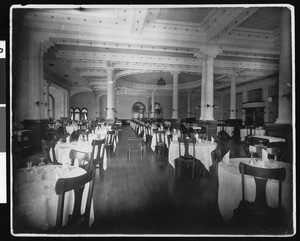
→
(157, 77, 166, 86)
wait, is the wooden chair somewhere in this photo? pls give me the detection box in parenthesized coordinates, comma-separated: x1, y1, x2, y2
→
(90, 139, 106, 174)
(175, 137, 201, 179)
(69, 149, 92, 171)
(210, 148, 222, 204)
(18, 130, 33, 156)
(154, 130, 168, 156)
(231, 162, 287, 233)
(55, 167, 96, 232)
(267, 142, 287, 162)
(79, 130, 89, 141)
(127, 138, 144, 163)
(106, 130, 116, 157)
(41, 139, 59, 165)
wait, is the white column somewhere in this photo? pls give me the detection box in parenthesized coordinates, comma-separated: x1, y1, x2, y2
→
(64, 91, 70, 117)
(263, 86, 269, 122)
(229, 70, 237, 119)
(44, 80, 50, 119)
(27, 33, 54, 119)
(276, 8, 292, 124)
(39, 45, 45, 119)
(106, 67, 115, 120)
(172, 71, 179, 119)
(200, 59, 207, 120)
(187, 91, 191, 118)
(111, 81, 115, 118)
(242, 91, 247, 123)
(28, 39, 42, 119)
(194, 46, 221, 121)
(205, 56, 215, 120)
(151, 90, 155, 118)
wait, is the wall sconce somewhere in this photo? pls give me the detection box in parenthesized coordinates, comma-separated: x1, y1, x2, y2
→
(104, 108, 109, 111)
(268, 91, 292, 102)
(35, 101, 43, 106)
(204, 104, 219, 108)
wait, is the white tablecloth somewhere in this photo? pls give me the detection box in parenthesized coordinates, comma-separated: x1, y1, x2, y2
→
(240, 129, 266, 141)
(53, 141, 107, 170)
(251, 135, 285, 143)
(217, 126, 234, 137)
(14, 165, 94, 232)
(65, 125, 79, 135)
(168, 141, 217, 171)
(218, 158, 292, 222)
(150, 134, 170, 152)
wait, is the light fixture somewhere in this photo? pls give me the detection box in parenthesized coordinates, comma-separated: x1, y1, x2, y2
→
(157, 77, 166, 86)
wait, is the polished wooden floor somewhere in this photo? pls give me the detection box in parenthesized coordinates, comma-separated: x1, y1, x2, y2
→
(16, 125, 259, 235)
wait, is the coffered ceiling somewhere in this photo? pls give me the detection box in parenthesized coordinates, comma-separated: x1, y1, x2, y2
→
(12, 5, 284, 96)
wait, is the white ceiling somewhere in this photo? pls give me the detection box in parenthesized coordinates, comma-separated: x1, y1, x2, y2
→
(12, 5, 285, 96)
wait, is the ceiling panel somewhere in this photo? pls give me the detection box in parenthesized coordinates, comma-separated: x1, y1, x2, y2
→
(157, 8, 212, 24)
(238, 7, 282, 31)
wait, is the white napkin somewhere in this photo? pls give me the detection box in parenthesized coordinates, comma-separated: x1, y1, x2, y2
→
(222, 150, 230, 163)
(211, 136, 215, 144)
(262, 149, 269, 163)
(66, 135, 70, 143)
(249, 145, 256, 153)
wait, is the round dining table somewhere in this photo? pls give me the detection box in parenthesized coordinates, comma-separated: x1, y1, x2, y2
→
(53, 140, 108, 170)
(168, 140, 216, 171)
(13, 165, 94, 233)
(218, 158, 292, 222)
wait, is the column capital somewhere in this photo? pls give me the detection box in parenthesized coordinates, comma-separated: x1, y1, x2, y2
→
(229, 68, 238, 76)
(170, 71, 180, 77)
(193, 46, 222, 60)
(106, 61, 114, 68)
(44, 79, 51, 87)
(29, 32, 53, 52)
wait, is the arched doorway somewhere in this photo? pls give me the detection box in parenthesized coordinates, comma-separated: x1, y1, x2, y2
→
(132, 102, 146, 119)
(149, 102, 163, 119)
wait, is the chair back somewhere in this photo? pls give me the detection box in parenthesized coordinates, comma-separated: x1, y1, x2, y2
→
(154, 130, 167, 145)
(266, 146, 280, 161)
(79, 130, 89, 141)
(69, 149, 91, 169)
(178, 137, 196, 159)
(106, 130, 116, 145)
(41, 139, 58, 164)
(167, 134, 173, 147)
(55, 167, 95, 229)
(239, 162, 286, 208)
(128, 138, 143, 151)
(91, 139, 106, 169)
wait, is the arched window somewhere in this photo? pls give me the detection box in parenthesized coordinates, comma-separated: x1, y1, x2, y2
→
(70, 107, 74, 121)
(81, 108, 88, 120)
(132, 102, 146, 119)
(74, 108, 81, 121)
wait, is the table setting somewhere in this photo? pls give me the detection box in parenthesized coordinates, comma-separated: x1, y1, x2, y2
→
(168, 138, 217, 171)
(13, 161, 95, 232)
(52, 140, 108, 170)
(217, 152, 292, 222)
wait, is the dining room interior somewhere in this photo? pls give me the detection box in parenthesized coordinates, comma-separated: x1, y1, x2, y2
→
(10, 4, 295, 236)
